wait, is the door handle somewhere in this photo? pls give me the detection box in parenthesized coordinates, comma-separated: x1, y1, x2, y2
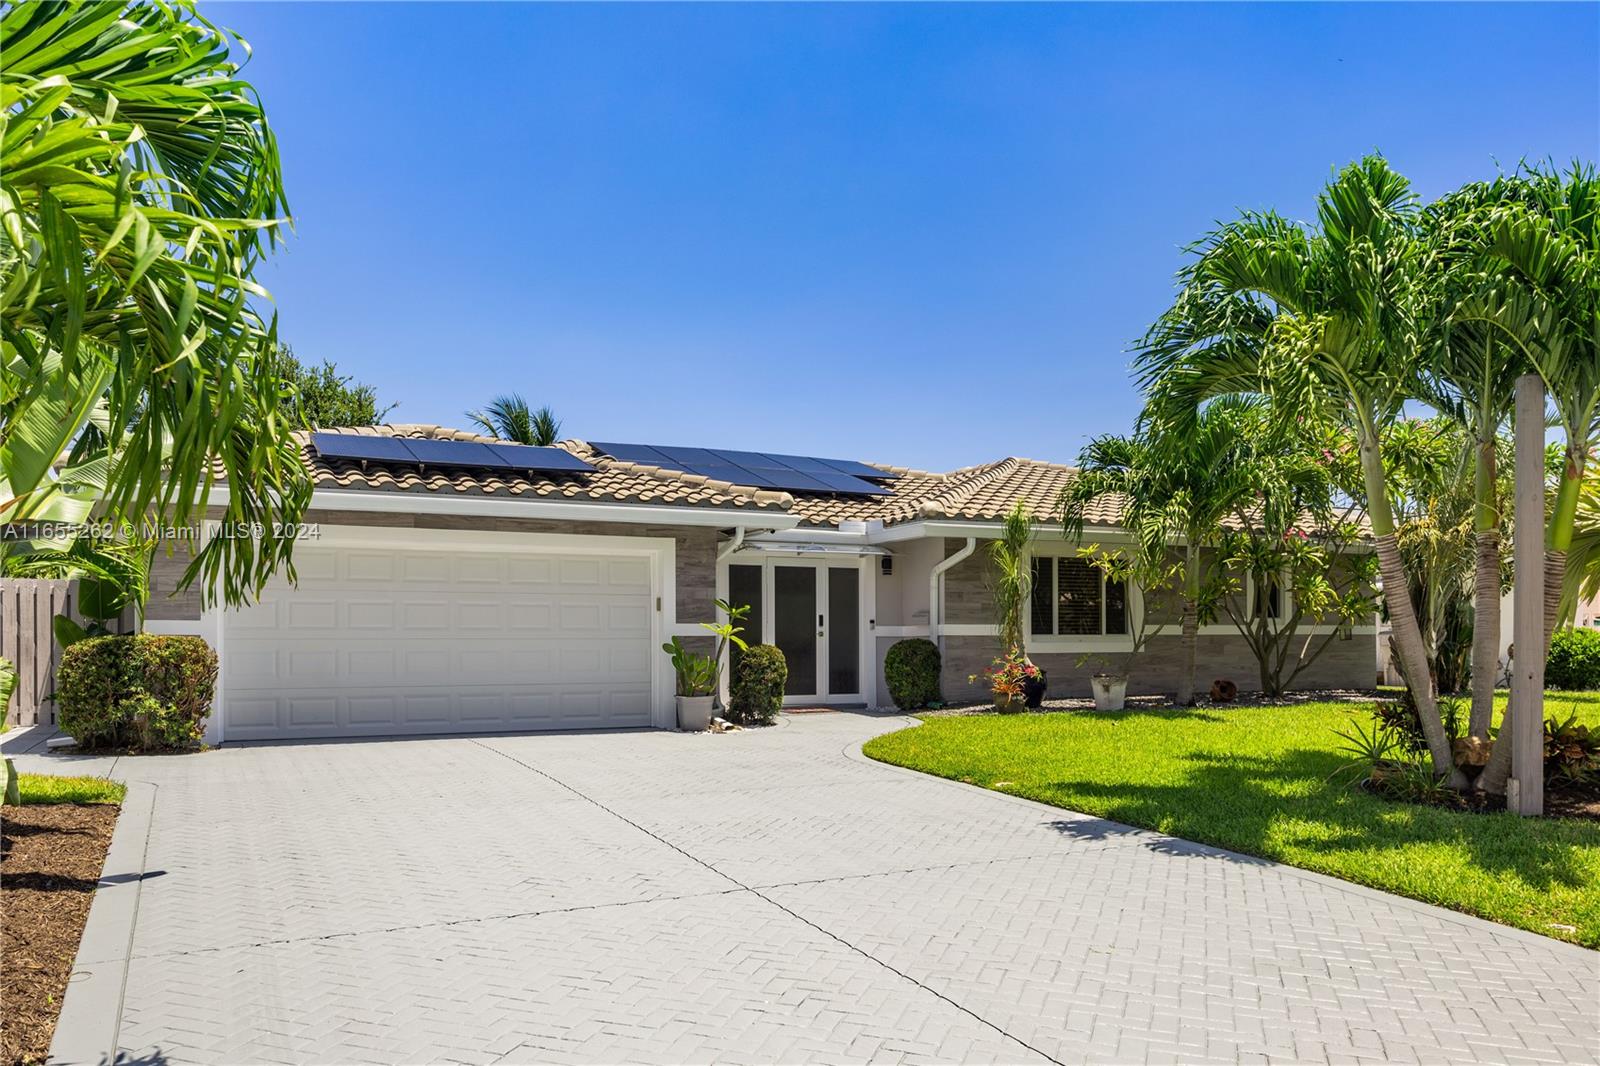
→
(818, 613, 825, 636)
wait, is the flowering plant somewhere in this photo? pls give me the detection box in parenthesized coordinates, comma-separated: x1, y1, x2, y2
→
(969, 647, 1040, 702)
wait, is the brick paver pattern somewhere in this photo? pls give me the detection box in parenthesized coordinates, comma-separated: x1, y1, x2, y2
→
(40, 713, 1600, 1064)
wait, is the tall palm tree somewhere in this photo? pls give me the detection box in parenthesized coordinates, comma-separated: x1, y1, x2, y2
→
(1465, 163, 1600, 795)
(1, 0, 310, 607)
(1417, 181, 1529, 738)
(466, 394, 563, 446)
(1137, 156, 1464, 783)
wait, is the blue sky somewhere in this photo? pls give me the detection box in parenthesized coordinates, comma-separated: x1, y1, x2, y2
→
(226, 1, 1599, 471)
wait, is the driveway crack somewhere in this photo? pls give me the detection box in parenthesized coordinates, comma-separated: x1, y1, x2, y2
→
(471, 738, 1067, 1066)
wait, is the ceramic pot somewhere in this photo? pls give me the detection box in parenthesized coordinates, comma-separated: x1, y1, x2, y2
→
(1090, 674, 1127, 712)
(676, 694, 715, 731)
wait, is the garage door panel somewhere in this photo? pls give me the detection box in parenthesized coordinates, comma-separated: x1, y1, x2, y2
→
(346, 553, 395, 582)
(287, 696, 337, 728)
(507, 557, 555, 585)
(453, 601, 501, 628)
(224, 544, 656, 740)
(348, 694, 399, 726)
(507, 602, 554, 630)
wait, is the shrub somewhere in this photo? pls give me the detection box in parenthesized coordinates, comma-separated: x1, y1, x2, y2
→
(885, 638, 941, 710)
(729, 644, 786, 725)
(1546, 628, 1600, 691)
(57, 635, 217, 751)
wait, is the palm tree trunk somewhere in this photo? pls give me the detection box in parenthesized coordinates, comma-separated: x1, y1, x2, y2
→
(1358, 424, 1462, 784)
(1468, 530, 1502, 739)
(1176, 546, 1200, 705)
(1479, 549, 1565, 794)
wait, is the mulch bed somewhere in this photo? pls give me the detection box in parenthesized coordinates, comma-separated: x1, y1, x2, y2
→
(2, 803, 119, 1066)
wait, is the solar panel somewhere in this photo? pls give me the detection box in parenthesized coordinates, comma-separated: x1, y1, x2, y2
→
(588, 442, 892, 496)
(400, 438, 506, 468)
(815, 457, 895, 480)
(311, 433, 417, 464)
(485, 443, 594, 472)
(311, 433, 593, 474)
(743, 466, 835, 493)
(590, 442, 673, 467)
(808, 470, 893, 495)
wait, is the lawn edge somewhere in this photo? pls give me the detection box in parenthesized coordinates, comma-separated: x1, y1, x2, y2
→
(47, 780, 155, 1066)
(853, 717, 1600, 961)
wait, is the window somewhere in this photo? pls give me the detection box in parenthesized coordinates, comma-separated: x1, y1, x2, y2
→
(1030, 556, 1128, 638)
(1251, 574, 1282, 621)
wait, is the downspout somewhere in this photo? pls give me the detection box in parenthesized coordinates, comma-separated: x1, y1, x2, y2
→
(714, 528, 747, 711)
(929, 537, 978, 656)
(716, 526, 747, 563)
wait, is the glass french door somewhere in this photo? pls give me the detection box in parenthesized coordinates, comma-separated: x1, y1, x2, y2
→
(728, 560, 862, 702)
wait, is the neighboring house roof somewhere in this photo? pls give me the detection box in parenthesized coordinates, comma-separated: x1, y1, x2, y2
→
(297, 425, 1109, 529)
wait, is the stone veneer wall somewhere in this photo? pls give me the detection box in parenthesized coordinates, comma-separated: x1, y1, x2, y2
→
(938, 632, 1380, 704)
(931, 538, 1378, 701)
(144, 507, 720, 625)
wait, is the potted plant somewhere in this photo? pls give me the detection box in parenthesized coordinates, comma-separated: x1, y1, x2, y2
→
(662, 637, 718, 729)
(662, 599, 750, 731)
(1070, 543, 1182, 713)
(969, 648, 1039, 714)
(1088, 669, 1128, 712)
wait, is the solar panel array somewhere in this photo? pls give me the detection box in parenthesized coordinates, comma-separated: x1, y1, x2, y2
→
(590, 442, 897, 496)
(311, 433, 595, 473)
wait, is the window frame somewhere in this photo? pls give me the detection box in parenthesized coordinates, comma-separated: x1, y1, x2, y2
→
(1026, 551, 1140, 652)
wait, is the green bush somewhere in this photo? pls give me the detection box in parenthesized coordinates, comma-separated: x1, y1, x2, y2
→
(1547, 627, 1600, 691)
(57, 635, 217, 751)
(729, 644, 786, 725)
(885, 638, 941, 710)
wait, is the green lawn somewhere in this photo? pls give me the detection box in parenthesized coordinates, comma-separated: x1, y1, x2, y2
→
(15, 772, 126, 805)
(864, 691, 1600, 947)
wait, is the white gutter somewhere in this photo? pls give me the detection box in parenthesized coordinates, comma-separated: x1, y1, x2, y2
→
(929, 537, 977, 654)
(205, 486, 801, 531)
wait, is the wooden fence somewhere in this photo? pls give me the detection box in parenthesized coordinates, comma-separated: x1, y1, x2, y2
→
(1, 578, 74, 728)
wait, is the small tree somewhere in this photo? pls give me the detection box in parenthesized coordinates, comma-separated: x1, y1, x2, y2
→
(1202, 523, 1378, 696)
(987, 500, 1034, 656)
(273, 345, 396, 428)
(1073, 543, 1183, 684)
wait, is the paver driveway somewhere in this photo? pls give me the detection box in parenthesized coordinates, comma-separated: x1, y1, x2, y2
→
(28, 712, 1600, 1065)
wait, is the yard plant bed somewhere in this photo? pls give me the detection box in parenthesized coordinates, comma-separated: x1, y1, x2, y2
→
(864, 693, 1600, 947)
(3, 775, 124, 1066)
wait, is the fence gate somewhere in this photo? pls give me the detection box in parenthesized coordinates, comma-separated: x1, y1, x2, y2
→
(0, 578, 74, 728)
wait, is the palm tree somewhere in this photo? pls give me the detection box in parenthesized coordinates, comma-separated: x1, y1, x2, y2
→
(1, 0, 311, 607)
(1063, 397, 1284, 704)
(1136, 156, 1464, 783)
(467, 394, 563, 446)
(1464, 163, 1600, 795)
(1416, 182, 1529, 737)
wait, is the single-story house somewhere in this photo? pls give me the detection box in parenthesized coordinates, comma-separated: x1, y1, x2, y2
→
(144, 425, 1379, 744)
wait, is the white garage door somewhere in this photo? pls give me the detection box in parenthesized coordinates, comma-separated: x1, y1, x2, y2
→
(222, 542, 655, 741)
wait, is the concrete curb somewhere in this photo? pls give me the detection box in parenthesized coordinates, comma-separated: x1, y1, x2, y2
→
(847, 715, 1600, 965)
(48, 780, 157, 1066)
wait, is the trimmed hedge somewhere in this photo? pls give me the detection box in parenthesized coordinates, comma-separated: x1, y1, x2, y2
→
(729, 644, 786, 725)
(1547, 627, 1600, 691)
(57, 634, 218, 751)
(885, 638, 941, 710)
